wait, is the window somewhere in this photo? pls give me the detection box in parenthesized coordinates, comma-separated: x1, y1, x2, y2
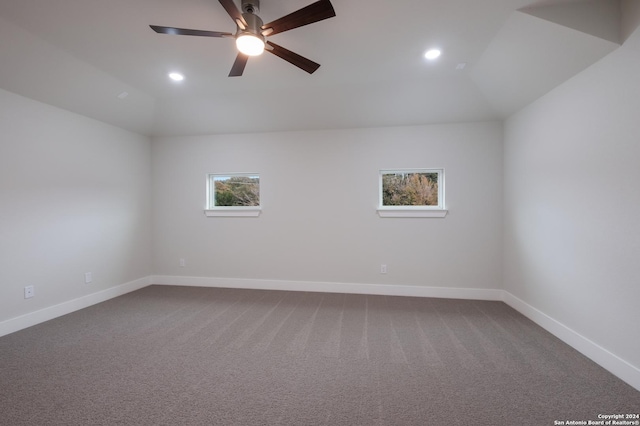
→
(205, 173, 261, 217)
(377, 169, 447, 218)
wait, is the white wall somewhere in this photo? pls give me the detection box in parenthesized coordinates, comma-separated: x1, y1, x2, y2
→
(152, 122, 503, 294)
(0, 88, 152, 327)
(503, 31, 640, 385)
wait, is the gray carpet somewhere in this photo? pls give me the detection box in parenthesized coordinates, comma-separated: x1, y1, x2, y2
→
(1, 285, 638, 425)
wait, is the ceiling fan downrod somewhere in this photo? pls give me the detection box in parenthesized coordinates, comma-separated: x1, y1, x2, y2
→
(241, 0, 259, 15)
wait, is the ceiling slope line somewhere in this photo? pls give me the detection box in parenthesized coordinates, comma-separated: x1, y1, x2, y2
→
(519, 0, 622, 44)
(469, 9, 621, 118)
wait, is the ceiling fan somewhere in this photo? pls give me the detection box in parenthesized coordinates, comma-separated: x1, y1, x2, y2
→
(150, 0, 336, 77)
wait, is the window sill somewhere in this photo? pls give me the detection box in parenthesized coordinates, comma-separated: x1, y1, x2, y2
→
(377, 208, 448, 218)
(204, 208, 261, 217)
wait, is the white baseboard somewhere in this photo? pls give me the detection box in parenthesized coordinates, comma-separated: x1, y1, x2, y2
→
(151, 275, 503, 301)
(502, 291, 640, 392)
(0, 276, 152, 338)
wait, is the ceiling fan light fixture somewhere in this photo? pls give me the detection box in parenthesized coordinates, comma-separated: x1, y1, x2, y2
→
(236, 34, 265, 56)
(149, 0, 337, 76)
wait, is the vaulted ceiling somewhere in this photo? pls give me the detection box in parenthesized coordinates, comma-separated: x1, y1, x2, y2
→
(0, 0, 631, 136)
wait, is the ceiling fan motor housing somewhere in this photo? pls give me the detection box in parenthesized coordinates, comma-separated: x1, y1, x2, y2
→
(240, 13, 264, 36)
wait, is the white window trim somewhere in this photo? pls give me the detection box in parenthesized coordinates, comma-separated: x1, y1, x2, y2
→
(376, 207, 447, 218)
(377, 168, 447, 218)
(204, 207, 261, 217)
(205, 173, 261, 217)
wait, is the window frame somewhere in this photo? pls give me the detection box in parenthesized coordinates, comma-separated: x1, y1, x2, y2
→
(204, 173, 261, 217)
(377, 168, 447, 218)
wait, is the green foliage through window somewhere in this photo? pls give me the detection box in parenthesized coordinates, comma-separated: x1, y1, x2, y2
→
(210, 175, 259, 207)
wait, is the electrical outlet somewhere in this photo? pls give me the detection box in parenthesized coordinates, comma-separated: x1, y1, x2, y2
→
(380, 264, 387, 274)
(24, 285, 34, 299)
(85, 272, 92, 284)
(179, 258, 185, 267)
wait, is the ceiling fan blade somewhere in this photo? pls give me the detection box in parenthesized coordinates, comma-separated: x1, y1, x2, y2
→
(219, 0, 247, 28)
(266, 41, 320, 74)
(229, 53, 249, 77)
(261, 0, 335, 36)
(150, 25, 232, 37)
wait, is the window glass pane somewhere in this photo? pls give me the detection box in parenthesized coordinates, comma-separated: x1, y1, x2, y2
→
(210, 174, 260, 207)
(381, 171, 439, 207)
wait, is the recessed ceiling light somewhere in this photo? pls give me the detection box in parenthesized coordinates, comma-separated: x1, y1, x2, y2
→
(424, 49, 441, 60)
(168, 72, 184, 82)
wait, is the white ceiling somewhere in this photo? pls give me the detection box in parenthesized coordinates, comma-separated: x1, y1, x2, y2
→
(0, 0, 629, 136)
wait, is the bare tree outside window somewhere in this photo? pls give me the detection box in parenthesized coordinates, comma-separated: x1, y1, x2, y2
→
(382, 172, 438, 206)
(380, 169, 444, 209)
